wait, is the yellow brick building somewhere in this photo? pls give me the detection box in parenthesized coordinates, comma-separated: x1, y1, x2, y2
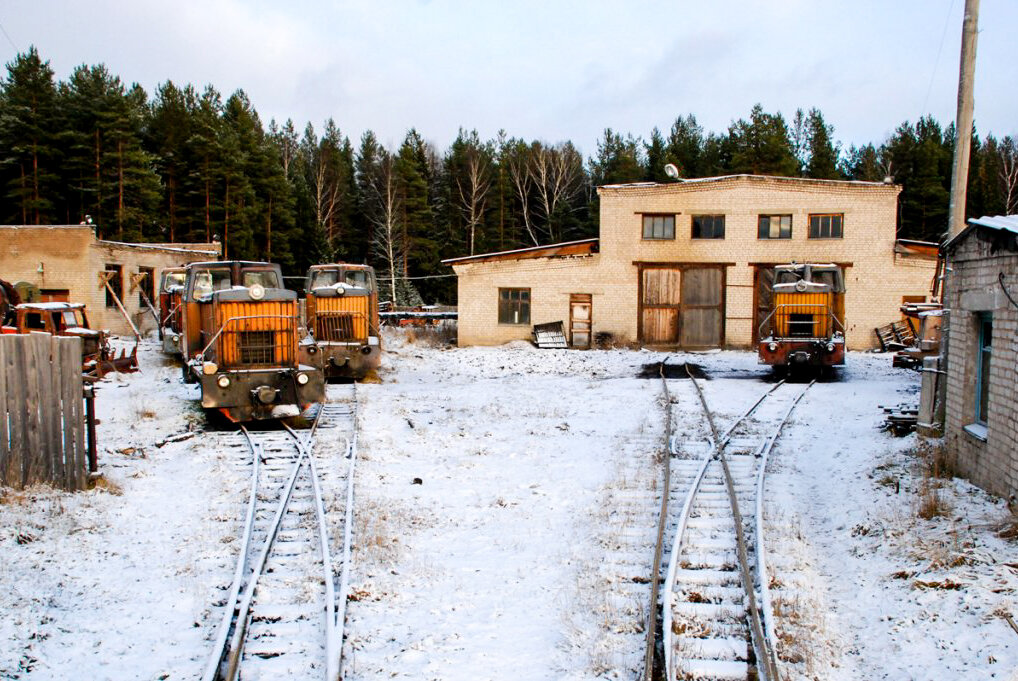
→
(1, 225, 220, 336)
(446, 175, 937, 350)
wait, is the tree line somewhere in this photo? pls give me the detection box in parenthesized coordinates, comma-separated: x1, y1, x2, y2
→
(2, 47, 1016, 304)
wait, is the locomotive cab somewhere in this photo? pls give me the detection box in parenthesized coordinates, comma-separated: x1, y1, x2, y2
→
(758, 263, 846, 369)
(181, 261, 325, 422)
(158, 267, 187, 355)
(303, 263, 382, 380)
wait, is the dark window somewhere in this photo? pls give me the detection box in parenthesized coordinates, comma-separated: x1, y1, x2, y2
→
(498, 288, 530, 325)
(25, 312, 46, 329)
(239, 330, 275, 365)
(692, 215, 725, 239)
(976, 314, 992, 425)
(138, 267, 155, 307)
(809, 213, 844, 239)
(642, 214, 675, 240)
(105, 264, 123, 308)
(758, 215, 792, 239)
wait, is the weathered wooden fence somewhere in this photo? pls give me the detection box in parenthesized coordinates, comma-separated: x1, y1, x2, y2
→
(0, 333, 87, 491)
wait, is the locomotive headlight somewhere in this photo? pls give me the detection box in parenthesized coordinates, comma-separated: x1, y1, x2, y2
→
(826, 342, 836, 352)
(217, 375, 231, 388)
(768, 342, 777, 352)
(296, 372, 309, 385)
(202, 361, 218, 375)
(249, 283, 266, 300)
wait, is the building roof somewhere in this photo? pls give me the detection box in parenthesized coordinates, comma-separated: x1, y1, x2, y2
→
(598, 174, 899, 194)
(442, 238, 599, 266)
(944, 214, 1018, 251)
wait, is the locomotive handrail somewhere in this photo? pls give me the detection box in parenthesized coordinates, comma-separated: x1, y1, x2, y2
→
(198, 314, 300, 361)
(758, 303, 845, 340)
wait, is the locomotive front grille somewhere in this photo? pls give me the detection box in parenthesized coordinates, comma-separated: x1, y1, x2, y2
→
(316, 312, 358, 342)
(787, 313, 815, 338)
(238, 330, 275, 364)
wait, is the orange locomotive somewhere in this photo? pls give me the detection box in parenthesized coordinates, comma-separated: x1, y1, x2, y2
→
(758, 263, 846, 370)
(302, 263, 382, 380)
(158, 267, 187, 355)
(180, 261, 324, 422)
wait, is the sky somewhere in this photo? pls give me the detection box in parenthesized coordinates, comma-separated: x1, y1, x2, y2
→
(1, 0, 1015, 157)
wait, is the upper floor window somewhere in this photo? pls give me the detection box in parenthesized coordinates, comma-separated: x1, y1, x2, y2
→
(642, 214, 675, 240)
(498, 288, 531, 325)
(758, 215, 792, 239)
(692, 215, 725, 239)
(809, 213, 844, 239)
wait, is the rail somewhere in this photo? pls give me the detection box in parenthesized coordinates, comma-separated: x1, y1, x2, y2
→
(758, 303, 845, 340)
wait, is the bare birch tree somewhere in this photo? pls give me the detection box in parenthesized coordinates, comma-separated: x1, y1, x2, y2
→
(455, 143, 493, 255)
(1000, 136, 1018, 215)
(368, 152, 404, 304)
(528, 141, 584, 243)
(503, 139, 539, 245)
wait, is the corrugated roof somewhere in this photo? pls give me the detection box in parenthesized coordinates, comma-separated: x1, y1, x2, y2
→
(944, 214, 1018, 250)
(442, 238, 598, 266)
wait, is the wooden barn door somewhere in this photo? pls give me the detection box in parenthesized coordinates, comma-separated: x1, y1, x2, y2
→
(640, 267, 681, 344)
(679, 267, 724, 349)
(753, 265, 777, 343)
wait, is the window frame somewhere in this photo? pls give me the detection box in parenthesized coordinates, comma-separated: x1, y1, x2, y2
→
(104, 264, 123, 308)
(758, 214, 793, 240)
(975, 313, 992, 426)
(808, 213, 844, 239)
(498, 288, 531, 325)
(691, 214, 726, 240)
(641, 213, 676, 240)
(138, 266, 155, 307)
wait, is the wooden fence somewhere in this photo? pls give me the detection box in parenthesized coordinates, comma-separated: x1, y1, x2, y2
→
(1, 333, 87, 491)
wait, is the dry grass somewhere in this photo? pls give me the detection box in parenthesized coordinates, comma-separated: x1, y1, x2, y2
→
(89, 475, 123, 496)
(400, 322, 457, 348)
(910, 441, 955, 520)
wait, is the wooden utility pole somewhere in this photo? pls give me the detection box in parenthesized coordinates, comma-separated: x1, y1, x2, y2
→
(947, 0, 980, 238)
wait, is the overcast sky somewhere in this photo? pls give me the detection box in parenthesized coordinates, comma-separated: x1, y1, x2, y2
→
(2, 0, 1015, 156)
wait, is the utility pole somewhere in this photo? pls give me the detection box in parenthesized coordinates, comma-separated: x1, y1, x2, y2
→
(947, 0, 980, 238)
(923, 0, 980, 438)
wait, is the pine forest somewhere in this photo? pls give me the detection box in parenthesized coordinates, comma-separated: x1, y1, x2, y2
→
(2, 47, 1016, 304)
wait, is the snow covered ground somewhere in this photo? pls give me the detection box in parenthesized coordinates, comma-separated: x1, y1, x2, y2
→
(1, 331, 1016, 680)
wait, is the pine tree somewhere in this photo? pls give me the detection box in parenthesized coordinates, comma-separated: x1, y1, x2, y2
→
(0, 47, 61, 224)
(665, 115, 704, 178)
(644, 128, 667, 182)
(728, 104, 799, 176)
(148, 81, 194, 242)
(804, 108, 841, 179)
(396, 129, 439, 301)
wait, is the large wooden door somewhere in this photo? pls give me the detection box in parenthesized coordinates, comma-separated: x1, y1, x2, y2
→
(640, 268, 681, 344)
(753, 265, 776, 343)
(679, 267, 724, 348)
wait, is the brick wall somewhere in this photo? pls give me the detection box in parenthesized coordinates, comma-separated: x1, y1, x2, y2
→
(452, 176, 936, 350)
(0, 226, 219, 336)
(943, 231, 1018, 500)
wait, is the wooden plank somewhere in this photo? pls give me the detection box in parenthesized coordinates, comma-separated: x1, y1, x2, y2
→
(0, 338, 7, 485)
(23, 333, 46, 485)
(56, 338, 74, 490)
(68, 338, 85, 491)
(4, 336, 26, 488)
(44, 333, 63, 487)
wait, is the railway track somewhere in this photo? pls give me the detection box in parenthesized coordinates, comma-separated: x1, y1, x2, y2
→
(647, 366, 813, 681)
(201, 385, 358, 681)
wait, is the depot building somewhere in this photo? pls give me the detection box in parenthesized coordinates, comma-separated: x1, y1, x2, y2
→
(0, 225, 220, 336)
(445, 174, 938, 350)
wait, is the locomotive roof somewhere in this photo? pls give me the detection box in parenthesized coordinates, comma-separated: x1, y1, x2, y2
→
(18, 302, 86, 310)
(308, 263, 373, 270)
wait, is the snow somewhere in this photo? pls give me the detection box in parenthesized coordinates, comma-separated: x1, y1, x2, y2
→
(1, 333, 1016, 680)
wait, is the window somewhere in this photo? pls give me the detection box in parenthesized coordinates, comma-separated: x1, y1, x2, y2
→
(642, 214, 675, 240)
(138, 267, 155, 307)
(758, 215, 792, 239)
(975, 314, 992, 426)
(104, 264, 123, 308)
(809, 213, 844, 239)
(692, 215, 725, 239)
(498, 288, 530, 325)
(242, 270, 280, 288)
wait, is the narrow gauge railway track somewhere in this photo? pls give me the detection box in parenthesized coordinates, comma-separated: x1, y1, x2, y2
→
(201, 385, 358, 681)
(645, 366, 813, 681)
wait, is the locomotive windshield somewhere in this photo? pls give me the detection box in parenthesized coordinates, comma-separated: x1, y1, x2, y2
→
(241, 270, 281, 289)
(192, 268, 233, 299)
(310, 269, 373, 291)
(161, 272, 186, 292)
